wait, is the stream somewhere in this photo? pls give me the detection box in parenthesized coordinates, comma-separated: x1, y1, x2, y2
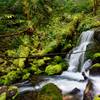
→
(17, 30, 100, 100)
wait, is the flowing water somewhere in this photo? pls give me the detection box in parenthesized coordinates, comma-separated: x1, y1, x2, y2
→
(18, 30, 100, 100)
(67, 30, 94, 72)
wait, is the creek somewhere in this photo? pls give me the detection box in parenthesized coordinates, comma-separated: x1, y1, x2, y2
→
(17, 30, 100, 100)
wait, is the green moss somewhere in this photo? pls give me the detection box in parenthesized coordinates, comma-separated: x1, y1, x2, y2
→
(94, 95, 100, 100)
(6, 50, 16, 57)
(31, 64, 43, 75)
(13, 45, 30, 68)
(6, 45, 30, 68)
(22, 73, 30, 80)
(0, 70, 21, 85)
(54, 56, 62, 63)
(30, 57, 51, 74)
(91, 63, 100, 68)
(34, 69, 43, 75)
(0, 92, 6, 100)
(36, 59, 45, 67)
(38, 83, 62, 100)
(45, 64, 63, 75)
(93, 53, 100, 59)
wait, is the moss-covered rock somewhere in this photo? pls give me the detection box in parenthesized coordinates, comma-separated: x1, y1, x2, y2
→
(0, 86, 18, 100)
(54, 56, 63, 63)
(45, 63, 66, 75)
(0, 92, 6, 100)
(38, 83, 62, 100)
(94, 95, 100, 100)
(91, 63, 100, 68)
(30, 57, 51, 75)
(93, 53, 100, 64)
(93, 53, 100, 59)
(90, 63, 100, 75)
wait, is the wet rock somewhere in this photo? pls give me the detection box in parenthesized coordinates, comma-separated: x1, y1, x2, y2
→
(63, 88, 81, 100)
(83, 80, 94, 100)
(69, 88, 80, 95)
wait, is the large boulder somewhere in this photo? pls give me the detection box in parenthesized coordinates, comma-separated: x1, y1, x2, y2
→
(38, 83, 62, 100)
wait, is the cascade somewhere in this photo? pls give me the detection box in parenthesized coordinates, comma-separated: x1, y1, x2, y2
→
(67, 30, 94, 72)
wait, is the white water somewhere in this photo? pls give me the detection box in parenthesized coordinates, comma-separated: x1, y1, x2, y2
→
(18, 30, 100, 99)
(67, 30, 94, 72)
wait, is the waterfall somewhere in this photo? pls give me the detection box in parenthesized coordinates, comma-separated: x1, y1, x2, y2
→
(67, 30, 94, 72)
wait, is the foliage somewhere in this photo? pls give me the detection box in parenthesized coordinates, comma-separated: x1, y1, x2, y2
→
(77, 16, 100, 32)
(11, 35, 31, 49)
(13, 45, 30, 68)
(38, 13, 83, 55)
(64, 0, 93, 14)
